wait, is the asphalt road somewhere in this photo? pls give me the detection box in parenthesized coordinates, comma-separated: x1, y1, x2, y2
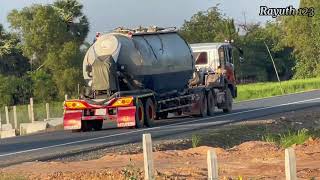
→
(0, 90, 320, 167)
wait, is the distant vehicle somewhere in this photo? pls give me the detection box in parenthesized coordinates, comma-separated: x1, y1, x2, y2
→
(63, 27, 243, 131)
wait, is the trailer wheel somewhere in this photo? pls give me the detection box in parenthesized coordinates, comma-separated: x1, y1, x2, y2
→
(207, 91, 215, 116)
(144, 98, 155, 127)
(200, 93, 208, 117)
(93, 120, 103, 131)
(223, 88, 233, 113)
(135, 99, 145, 128)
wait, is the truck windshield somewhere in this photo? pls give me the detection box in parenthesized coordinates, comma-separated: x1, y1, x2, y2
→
(193, 52, 208, 65)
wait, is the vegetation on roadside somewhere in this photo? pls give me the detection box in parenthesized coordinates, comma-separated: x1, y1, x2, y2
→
(237, 77, 320, 101)
(263, 129, 312, 148)
(0, 173, 27, 180)
(0, 101, 63, 125)
(121, 159, 142, 180)
(187, 112, 320, 149)
(191, 134, 201, 148)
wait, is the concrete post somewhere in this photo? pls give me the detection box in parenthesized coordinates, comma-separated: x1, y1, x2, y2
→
(46, 103, 50, 121)
(5, 106, 9, 124)
(28, 104, 31, 122)
(30, 98, 35, 123)
(143, 133, 154, 180)
(13, 106, 17, 129)
(207, 149, 218, 180)
(285, 147, 297, 180)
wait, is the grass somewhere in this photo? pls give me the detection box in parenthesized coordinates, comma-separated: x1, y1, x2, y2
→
(121, 158, 142, 180)
(187, 118, 320, 149)
(263, 128, 312, 148)
(191, 134, 201, 148)
(0, 173, 27, 180)
(237, 77, 320, 101)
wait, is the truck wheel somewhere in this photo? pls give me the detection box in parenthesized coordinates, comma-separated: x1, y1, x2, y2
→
(223, 88, 233, 113)
(144, 98, 155, 127)
(207, 91, 215, 116)
(135, 99, 145, 128)
(200, 93, 208, 117)
(93, 120, 103, 131)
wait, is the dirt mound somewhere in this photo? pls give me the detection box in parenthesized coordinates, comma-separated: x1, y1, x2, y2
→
(3, 139, 320, 179)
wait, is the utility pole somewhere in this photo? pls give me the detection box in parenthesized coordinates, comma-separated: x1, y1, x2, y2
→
(264, 41, 284, 94)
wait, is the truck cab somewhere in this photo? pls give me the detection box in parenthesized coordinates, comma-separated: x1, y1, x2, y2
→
(190, 43, 238, 98)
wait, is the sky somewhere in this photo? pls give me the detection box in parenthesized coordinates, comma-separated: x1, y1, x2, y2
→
(0, 0, 299, 40)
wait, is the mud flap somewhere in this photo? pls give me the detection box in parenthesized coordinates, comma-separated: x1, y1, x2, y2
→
(117, 106, 136, 127)
(64, 110, 82, 130)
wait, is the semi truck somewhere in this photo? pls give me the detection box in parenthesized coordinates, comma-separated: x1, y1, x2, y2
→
(63, 27, 243, 131)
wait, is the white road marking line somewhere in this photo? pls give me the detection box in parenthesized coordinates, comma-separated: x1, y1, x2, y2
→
(0, 97, 320, 158)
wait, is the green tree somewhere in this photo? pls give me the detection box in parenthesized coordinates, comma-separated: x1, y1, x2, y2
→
(53, 0, 89, 44)
(8, 0, 89, 99)
(281, 0, 320, 78)
(0, 75, 32, 106)
(8, 5, 70, 68)
(0, 24, 30, 76)
(179, 6, 237, 43)
(237, 22, 294, 82)
(29, 70, 57, 102)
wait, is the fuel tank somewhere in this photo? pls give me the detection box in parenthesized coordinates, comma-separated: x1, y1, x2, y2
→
(83, 30, 195, 94)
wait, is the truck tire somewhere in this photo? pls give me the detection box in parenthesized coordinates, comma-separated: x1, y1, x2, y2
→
(144, 98, 155, 127)
(200, 93, 208, 117)
(223, 88, 233, 113)
(207, 91, 215, 116)
(93, 120, 103, 131)
(135, 99, 145, 128)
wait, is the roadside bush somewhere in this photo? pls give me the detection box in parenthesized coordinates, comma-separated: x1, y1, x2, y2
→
(191, 134, 201, 148)
(262, 129, 311, 148)
(0, 75, 32, 106)
(29, 70, 57, 102)
(121, 158, 142, 180)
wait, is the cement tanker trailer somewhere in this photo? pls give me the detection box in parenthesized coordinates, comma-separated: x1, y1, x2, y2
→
(63, 27, 240, 131)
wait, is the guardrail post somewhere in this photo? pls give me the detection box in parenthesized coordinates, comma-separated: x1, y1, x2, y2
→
(28, 104, 31, 122)
(46, 103, 50, 121)
(30, 98, 35, 123)
(5, 106, 9, 124)
(285, 147, 297, 180)
(13, 106, 17, 129)
(207, 149, 218, 180)
(143, 133, 154, 180)
(65, 94, 68, 101)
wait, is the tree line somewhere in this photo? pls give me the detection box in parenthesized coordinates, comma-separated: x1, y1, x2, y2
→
(0, 0, 318, 106)
(180, 0, 319, 82)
